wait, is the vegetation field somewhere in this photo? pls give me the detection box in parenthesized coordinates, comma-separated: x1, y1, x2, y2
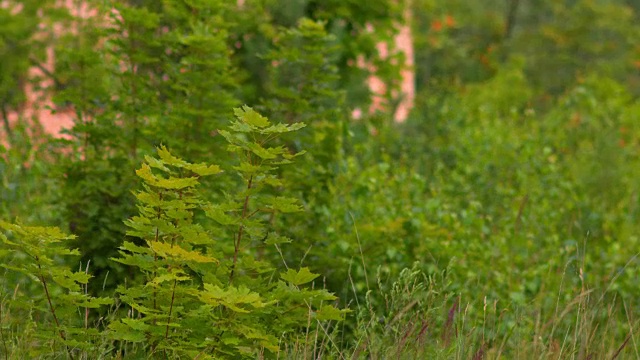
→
(1, 0, 640, 358)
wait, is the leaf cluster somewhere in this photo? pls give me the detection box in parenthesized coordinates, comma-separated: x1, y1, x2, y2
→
(5, 107, 340, 359)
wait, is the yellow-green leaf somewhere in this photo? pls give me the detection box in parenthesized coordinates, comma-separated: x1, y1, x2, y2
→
(108, 321, 147, 342)
(136, 164, 198, 189)
(186, 162, 222, 176)
(157, 145, 189, 167)
(281, 267, 319, 286)
(122, 318, 151, 331)
(234, 105, 269, 128)
(147, 270, 191, 287)
(148, 241, 218, 263)
(316, 305, 347, 321)
(199, 284, 270, 313)
(247, 143, 277, 159)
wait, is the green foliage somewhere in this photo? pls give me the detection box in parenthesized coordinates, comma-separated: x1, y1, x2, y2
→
(0, 221, 111, 358)
(262, 18, 346, 173)
(107, 108, 344, 358)
(0, 108, 345, 358)
(53, 0, 242, 297)
(235, 0, 403, 109)
(3, 0, 640, 359)
(514, 0, 639, 94)
(411, 0, 640, 96)
(0, 124, 61, 225)
(0, 0, 55, 140)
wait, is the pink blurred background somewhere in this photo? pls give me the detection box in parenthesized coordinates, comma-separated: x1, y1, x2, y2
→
(3, 0, 414, 141)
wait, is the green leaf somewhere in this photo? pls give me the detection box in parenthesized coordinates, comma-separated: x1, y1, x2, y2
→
(147, 269, 191, 287)
(316, 305, 347, 321)
(264, 233, 292, 245)
(0, 232, 15, 246)
(186, 162, 223, 176)
(228, 120, 253, 133)
(235, 324, 280, 352)
(109, 321, 147, 342)
(156, 145, 189, 168)
(148, 241, 218, 264)
(136, 164, 199, 190)
(314, 289, 338, 301)
(259, 122, 306, 134)
(119, 240, 154, 256)
(51, 269, 90, 291)
(144, 155, 170, 172)
(199, 284, 271, 313)
(247, 142, 277, 159)
(261, 175, 283, 187)
(268, 196, 302, 213)
(281, 267, 319, 286)
(222, 335, 241, 345)
(233, 161, 268, 176)
(133, 191, 162, 207)
(282, 150, 306, 160)
(72, 296, 113, 309)
(121, 318, 151, 331)
(234, 105, 269, 128)
(217, 129, 237, 145)
(204, 204, 238, 225)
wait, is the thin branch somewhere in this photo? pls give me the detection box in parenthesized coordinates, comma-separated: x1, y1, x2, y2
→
(504, 0, 520, 40)
(611, 333, 632, 360)
(150, 191, 163, 355)
(28, 57, 64, 90)
(349, 212, 369, 292)
(165, 190, 183, 347)
(229, 175, 253, 284)
(36, 260, 75, 360)
(0, 292, 9, 360)
(1, 105, 13, 142)
(165, 279, 178, 341)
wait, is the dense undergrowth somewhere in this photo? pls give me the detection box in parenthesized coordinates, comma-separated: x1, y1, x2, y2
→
(2, 0, 640, 358)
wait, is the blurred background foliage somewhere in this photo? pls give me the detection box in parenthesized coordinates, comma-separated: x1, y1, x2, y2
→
(2, 0, 640, 357)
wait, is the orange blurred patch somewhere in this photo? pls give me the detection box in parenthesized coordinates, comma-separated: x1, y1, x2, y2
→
(480, 54, 490, 66)
(444, 15, 456, 28)
(431, 20, 442, 32)
(570, 112, 581, 127)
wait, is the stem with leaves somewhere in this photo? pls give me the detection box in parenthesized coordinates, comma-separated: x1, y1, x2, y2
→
(165, 189, 183, 344)
(229, 174, 253, 284)
(36, 260, 74, 360)
(0, 292, 8, 360)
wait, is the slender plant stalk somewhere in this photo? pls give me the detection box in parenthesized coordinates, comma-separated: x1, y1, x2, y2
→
(349, 212, 369, 291)
(165, 279, 178, 340)
(150, 191, 163, 355)
(229, 174, 253, 283)
(1, 105, 12, 143)
(611, 333, 632, 360)
(153, 192, 164, 315)
(0, 292, 8, 360)
(84, 261, 90, 329)
(36, 260, 75, 360)
(165, 190, 183, 345)
(504, 0, 520, 40)
(28, 56, 64, 90)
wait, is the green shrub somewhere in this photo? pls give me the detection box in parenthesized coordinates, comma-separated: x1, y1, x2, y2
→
(1, 107, 346, 359)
